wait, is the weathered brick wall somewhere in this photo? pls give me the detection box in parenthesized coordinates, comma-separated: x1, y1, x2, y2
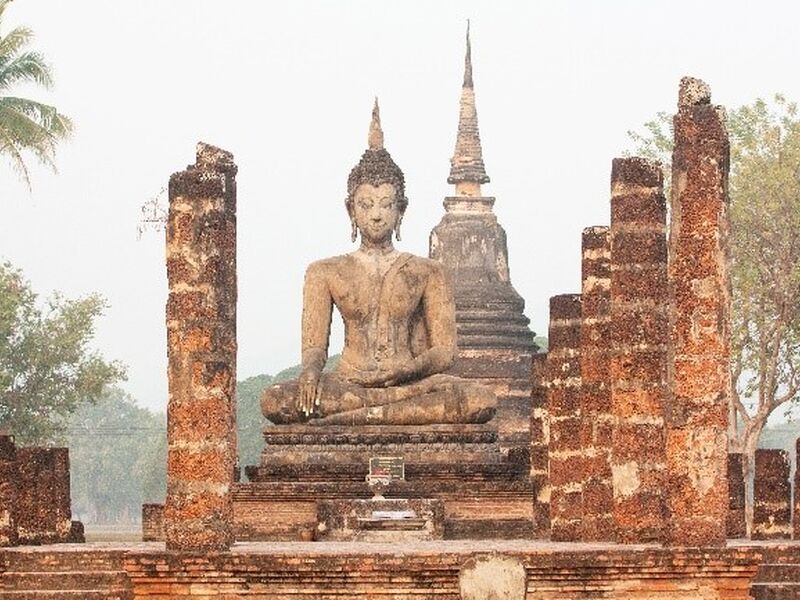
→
(3, 542, 793, 600)
(15, 447, 73, 545)
(122, 551, 758, 600)
(752, 448, 791, 540)
(546, 293, 583, 541)
(727, 453, 747, 539)
(141, 503, 165, 542)
(0, 435, 17, 546)
(165, 142, 238, 551)
(609, 157, 668, 544)
(666, 77, 730, 547)
(580, 226, 614, 541)
(530, 353, 550, 538)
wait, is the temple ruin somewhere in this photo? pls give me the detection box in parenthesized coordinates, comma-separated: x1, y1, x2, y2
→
(2, 28, 800, 600)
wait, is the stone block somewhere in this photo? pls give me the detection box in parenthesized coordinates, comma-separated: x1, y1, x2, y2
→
(752, 449, 791, 540)
(316, 498, 444, 541)
(15, 447, 73, 545)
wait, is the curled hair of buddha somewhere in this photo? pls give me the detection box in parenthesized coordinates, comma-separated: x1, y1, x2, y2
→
(345, 98, 408, 215)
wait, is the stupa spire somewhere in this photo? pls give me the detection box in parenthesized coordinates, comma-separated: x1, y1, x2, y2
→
(448, 20, 489, 196)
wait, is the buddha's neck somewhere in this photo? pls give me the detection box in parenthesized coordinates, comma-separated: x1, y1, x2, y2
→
(358, 239, 395, 256)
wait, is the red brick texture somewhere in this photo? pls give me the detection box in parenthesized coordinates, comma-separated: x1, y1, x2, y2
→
(0, 436, 17, 547)
(727, 453, 747, 539)
(141, 504, 165, 542)
(609, 157, 668, 544)
(666, 77, 731, 547)
(0, 543, 768, 599)
(546, 293, 583, 541)
(15, 447, 74, 545)
(579, 226, 614, 542)
(752, 449, 791, 541)
(530, 353, 550, 538)
(165, 143, 238, 551)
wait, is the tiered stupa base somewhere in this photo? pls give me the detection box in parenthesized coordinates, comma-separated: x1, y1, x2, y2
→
(237, 424, 535, 541)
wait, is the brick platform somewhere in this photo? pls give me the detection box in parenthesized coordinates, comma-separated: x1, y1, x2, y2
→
(232, 480, 534, 542)
(0, 540, 778, 599)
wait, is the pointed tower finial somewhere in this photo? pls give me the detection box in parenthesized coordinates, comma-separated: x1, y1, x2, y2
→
(464, 20, 473, 88)
(368, 97, 384, 150)
(448, 21, 489, 195)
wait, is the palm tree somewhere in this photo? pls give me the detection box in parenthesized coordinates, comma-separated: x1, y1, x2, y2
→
(0, 0, 72, 189)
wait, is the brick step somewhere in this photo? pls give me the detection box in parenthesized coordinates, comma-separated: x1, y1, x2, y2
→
(3, 571, 129, 590)
(445, 518, 533, 540)
(0, 591, 132, 600)
(1, 550, 126, 573)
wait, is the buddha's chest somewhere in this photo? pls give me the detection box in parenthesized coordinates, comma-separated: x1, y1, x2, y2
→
(328, 263, 426, 324)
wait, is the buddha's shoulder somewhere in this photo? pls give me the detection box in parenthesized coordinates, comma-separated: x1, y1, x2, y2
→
(304, 254, 353, 277)
(401, 254, 446, 277)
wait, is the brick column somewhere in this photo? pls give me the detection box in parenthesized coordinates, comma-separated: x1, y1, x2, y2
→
(795, 439, 800, 540)
(609, 157, 668, 543)
(546, 294, 582, 541)
(0, 436, 17, 546)
(580, 226, 614, 541)
(165, 142, 238, 551)
(726, 453, 746, 539)
(752, 449, 791, 540)
(530, 353, 550, 537)
(666, 76, 731, 547)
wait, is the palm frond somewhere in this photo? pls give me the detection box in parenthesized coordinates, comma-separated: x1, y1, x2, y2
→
(0, 26, 33, 71)
(0, 0, 71, 188)
(0, 0, 13, 23)
(0, 102, 62, 171)
(1, 96, 73, 138)
(0, 50, 53, 91)
(0, 127, 32, 190)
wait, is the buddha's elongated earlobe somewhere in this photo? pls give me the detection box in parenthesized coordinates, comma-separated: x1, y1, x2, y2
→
(351, 219, 358, 243)
(395, 215, 403, 241)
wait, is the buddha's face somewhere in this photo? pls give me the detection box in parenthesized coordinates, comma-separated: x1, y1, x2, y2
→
(352, 182, 400, 244)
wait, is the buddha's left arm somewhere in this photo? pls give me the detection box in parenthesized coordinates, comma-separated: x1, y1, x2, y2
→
(414, 263, 457, 376)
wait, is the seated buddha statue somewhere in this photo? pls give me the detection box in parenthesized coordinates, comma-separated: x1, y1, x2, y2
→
(261, 100, 496, 427)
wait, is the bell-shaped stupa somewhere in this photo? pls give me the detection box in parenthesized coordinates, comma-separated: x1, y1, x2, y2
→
(429, 23, 537, 451)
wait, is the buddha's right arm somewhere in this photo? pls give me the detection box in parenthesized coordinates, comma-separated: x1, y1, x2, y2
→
(300, 262, 334, 379)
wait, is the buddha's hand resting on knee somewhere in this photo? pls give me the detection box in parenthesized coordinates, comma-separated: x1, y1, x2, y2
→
(297, 368, 321, 417)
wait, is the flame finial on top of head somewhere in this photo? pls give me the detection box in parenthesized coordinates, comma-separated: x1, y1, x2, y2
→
(368, 97, 384, 150)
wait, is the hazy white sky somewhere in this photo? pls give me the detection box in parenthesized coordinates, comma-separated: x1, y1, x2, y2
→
(2, 1, 799, 413)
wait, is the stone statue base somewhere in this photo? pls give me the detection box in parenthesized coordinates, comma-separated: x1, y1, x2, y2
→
(237, 421, 535, 541)
(245, 424, 522, 483)
(315, 498, 444, 542)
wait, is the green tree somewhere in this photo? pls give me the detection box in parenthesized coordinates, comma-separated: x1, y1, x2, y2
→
(628, 95, 800, 532)
(237, 373, 272, 475)
(0, 0, 72, 188)
(67, 387, 165, 524)
(0, 262, 125, 444)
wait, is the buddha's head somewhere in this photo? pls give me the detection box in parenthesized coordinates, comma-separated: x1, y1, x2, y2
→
(345, 99, 408, 243)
